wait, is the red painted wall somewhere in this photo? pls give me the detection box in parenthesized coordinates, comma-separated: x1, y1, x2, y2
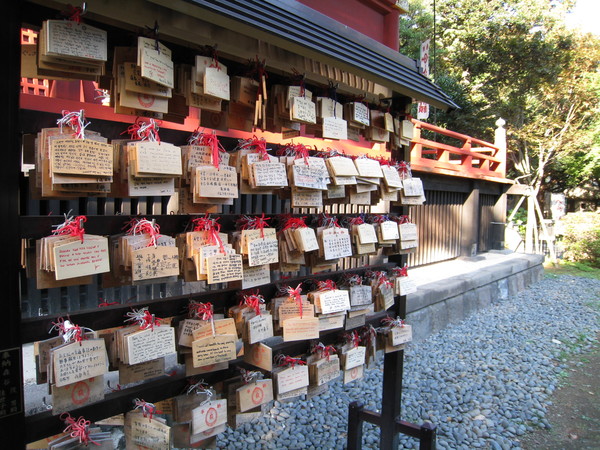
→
(297, 0, 399, 50)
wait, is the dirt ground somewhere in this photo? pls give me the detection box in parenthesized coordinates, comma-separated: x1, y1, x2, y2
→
(520, 335, 600, 450)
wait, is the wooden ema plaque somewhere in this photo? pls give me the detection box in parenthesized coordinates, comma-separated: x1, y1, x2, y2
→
(236, 379, 274, 412)
(192, 399, 227, 434)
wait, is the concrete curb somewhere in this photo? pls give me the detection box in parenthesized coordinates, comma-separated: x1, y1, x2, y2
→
(406, 253, 545, 341)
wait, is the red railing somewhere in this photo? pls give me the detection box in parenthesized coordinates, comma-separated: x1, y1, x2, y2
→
(21, 29, 50, 96)
(410, 119, 506, 181)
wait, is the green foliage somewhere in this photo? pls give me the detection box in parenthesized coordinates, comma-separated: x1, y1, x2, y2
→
(545, 260, 600, 280)
(559, 212, 600, 267)
(547, 147, 600, 191)
(399, 0, 600, 192)
(508, 206, 528, 236)
(399, 0, 436, 60)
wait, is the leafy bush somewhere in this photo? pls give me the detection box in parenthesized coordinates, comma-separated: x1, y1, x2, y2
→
(558, 212, 600, 267)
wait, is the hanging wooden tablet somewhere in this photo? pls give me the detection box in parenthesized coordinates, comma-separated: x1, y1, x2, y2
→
(319, 226, 353, 260)
(343, 364, 364, 384)
(205, 253, 243, 284)
(52, 338, 108, 387)
(398, 217, 419, 250)
(326, 155, 359, 177)
(52, 375, 105, 415)
(125, 410, 171, 449)
(191, 333, 237, 368)
(273, 357, 309, 395)
(236, 378, 274, 413)
(344, 102, 370, 127)
(204, 60, 230, 101)
(191, 399, 228, 434)
(137, 36, 174, 88)
(243, 342, 272, 372)
(340, 345, 366, 371)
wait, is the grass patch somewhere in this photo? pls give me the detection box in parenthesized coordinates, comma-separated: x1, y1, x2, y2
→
(544, 261, 600, 280)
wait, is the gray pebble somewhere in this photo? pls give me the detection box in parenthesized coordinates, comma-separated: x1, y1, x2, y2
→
(215, 276, 600, 450)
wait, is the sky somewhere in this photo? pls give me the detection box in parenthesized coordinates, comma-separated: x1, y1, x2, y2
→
(565, 0, 600, 34)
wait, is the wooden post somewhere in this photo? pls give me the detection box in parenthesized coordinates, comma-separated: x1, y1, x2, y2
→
(492, 192, 507, 249)
(460, 181, 480, 256)
(534, 197, 556, 261)
(494, 118, 507, 177)
(525, 192, 536, 254)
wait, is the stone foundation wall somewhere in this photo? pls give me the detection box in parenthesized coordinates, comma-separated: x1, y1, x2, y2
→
(406, 254, 545, 341)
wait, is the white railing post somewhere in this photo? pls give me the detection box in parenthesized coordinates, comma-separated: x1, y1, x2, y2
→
(494, 118, 507, 177)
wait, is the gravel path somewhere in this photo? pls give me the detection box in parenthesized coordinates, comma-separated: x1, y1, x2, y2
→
(217, 275, 600, 449)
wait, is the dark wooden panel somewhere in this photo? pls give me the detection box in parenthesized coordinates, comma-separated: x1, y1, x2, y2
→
(478, 194, 497, 252)
(407, 190, 465, 267)
(21, 262, 395, 343)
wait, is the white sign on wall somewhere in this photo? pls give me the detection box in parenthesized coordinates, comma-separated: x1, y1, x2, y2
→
(418, 39, 431, 120)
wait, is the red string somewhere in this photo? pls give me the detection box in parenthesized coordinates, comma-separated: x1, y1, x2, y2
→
(243, 291, 265, 316)
(126, 218, 161, 247)
(98, 299, 119, 307)
(134, 399, 162, 421)
(344, 330, 360, 348)
(66, 5, 85, 23)
(256, 56, 268, 81)
(361, 324, 377, 346)
(53, 215, 86, 243)
(369, 271, 392, 289)
(240, 213, 270, 239)
(51, 317, 67, 335)
(377, 157, 392, 167)
(241, 136, 269, 160)
(286, 283, 303, 319)
(381, 316, 405, 328)
(281, 216, 308, 231)
(189, 301, 213, 321)
(293, 143, 310, 165)
(190, 130, 226, 170)
(396, 161, 410, 179)
(317, 280, 337, 291)
(349, 216, 365, 225)
(210, 48, 221, 71)
(141, 310, 161, 330)
(60, 413, 99, 446)
(58, 110, 86, 138)
(393, 266, 408, 277)
(291, 69, 306, 97)
(318, 213, 341, 229)
(70, 325, 86, 344)
(313, 343, 336, 361)
(345, 274, 363, 286)
(125, 308, 162, 330)
(277, 355, 306, 368)
(192, 215, 225, 253)
(123, 118, 161, 142)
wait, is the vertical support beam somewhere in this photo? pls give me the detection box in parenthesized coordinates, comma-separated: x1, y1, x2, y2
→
(1, 2, 25, 448)
(378, 134, 410, 449)
(380, 254, 405, 449)
(380, 349, 403, 449)
(525, 193, 535, 254)
(347, 401, 365, 450)
(419, 422, 437, 450)
(494, 118, 507, 178)
(492, 191, 508, 249)
(460, 181, 480, 256)
(410, 123, 422, 161)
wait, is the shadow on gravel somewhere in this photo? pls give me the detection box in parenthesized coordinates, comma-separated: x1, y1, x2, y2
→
(520, 334, 600, 449)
